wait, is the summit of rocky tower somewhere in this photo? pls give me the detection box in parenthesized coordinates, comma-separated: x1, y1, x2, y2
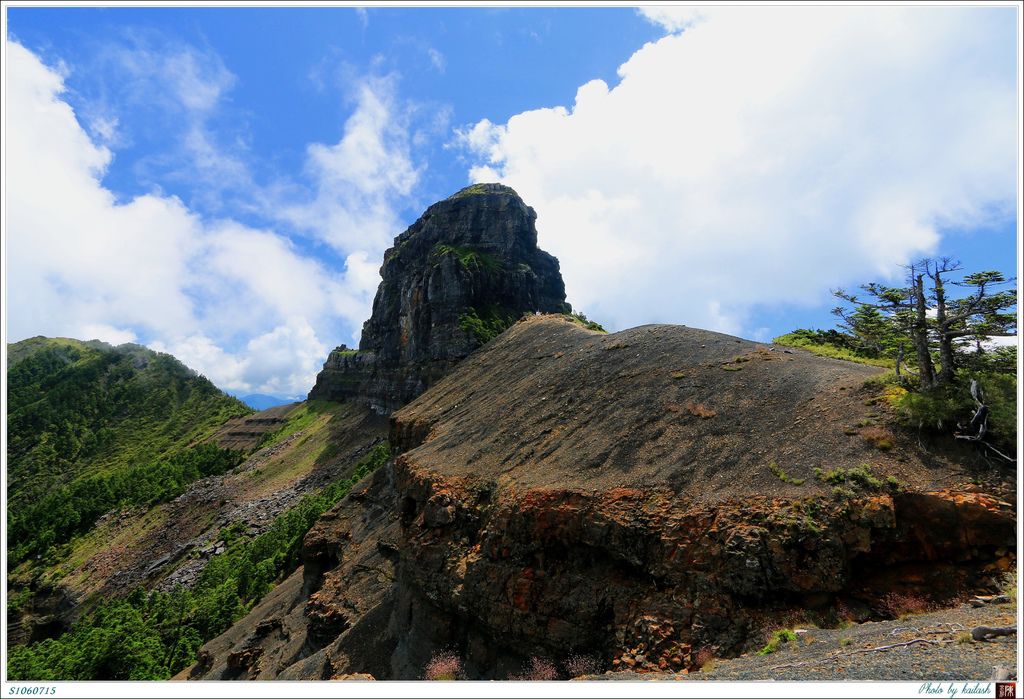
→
(308, 183, 570, 413)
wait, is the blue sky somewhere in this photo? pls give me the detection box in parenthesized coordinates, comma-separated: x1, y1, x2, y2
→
(4, 5, 1018, 399)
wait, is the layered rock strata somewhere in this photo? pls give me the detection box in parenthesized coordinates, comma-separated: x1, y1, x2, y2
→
(185, 316, 1015, 680)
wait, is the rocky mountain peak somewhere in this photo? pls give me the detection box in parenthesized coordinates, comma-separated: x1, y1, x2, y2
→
(309, 183, 570, 413)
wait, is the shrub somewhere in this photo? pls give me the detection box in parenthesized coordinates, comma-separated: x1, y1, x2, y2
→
(757, 629, 798, 655)
(956, 631, 974, 645)
(458, 306, 518, 345)
(563, 654, 601, 678)
(424, 650, 463, 681)
(685, 402, 717, 419)
(894, 373, 1016, 453)
(431, 243, 501, 272)
(1002, 568, 1018, 603)
(769, 462, 805, 486)
(814, 464, 885, 491)
(509, 656, 558, 681)
(878, 591, 932, 618)
(859, 426, 894, 451)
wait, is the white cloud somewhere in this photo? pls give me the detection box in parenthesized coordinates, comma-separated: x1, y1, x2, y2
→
(637, 6, 707, 33)
(426, 47, 446, 73)
(277, 75, 420, 255)
(460, 6, 1017, 337)
(78, 323, 138, 346)
(4, 40, 389, 398)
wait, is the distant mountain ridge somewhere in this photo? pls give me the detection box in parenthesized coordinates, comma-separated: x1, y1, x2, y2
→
(6, 336, 251, 502)
(235, 394, 300, 411)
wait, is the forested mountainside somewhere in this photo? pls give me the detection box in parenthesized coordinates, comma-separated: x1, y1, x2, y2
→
(7, 336, 251, 504)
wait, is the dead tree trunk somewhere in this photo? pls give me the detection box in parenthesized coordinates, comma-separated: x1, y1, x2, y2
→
(932, 268, 957, 387)
(911, 271, 936, 390)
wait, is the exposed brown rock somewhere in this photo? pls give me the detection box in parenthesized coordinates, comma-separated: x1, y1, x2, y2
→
(184, 315, 1014, 680)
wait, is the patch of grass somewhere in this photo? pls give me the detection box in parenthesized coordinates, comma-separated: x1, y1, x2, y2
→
(831, 485, 856, 499)
(563, 654, 602, 678)
(431, 243, 501, 273)
(859, 425, 894, 451)
(671, 371, 687, 380)
(769, 462, 805, 486)
(1002, 568, 1017, 603)
(458, 306, 519, 345)
(839, 637, 853, 647)
(448, 182, 500, 199)
(757, 629, 798, 655)
(721, 364, 743, 371)
(565, 311, 607, 333)
(773, 330, 893, 368)
(815, 464, 888, 491)
(508, 657, 559, 681)
(256, 401, 329, 452)
(956, 631, 974, 645)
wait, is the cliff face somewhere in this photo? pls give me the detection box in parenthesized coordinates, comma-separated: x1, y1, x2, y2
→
(309, 183, 570, 414)
(184, 316, 1015, 681)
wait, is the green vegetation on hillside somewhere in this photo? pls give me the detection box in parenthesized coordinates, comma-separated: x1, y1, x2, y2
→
(773, 329, 893, 368)
(8, 443, 245, 567)
(459, 305, 520, 344)
(7, 337, 250, 503)
(254, 400, 332, 452)
(432, 243, 502, 273)
(7, 443, 392, 681)
(565, 311, 607, 333)
(777, 328, 1016, 452)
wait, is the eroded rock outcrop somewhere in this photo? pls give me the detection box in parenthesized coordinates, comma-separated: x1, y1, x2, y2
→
(309, 183, 570, 414)
(184, 316, 1015, 680)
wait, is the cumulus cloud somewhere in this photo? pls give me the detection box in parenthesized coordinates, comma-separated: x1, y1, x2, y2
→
(460, 6, 1017, 337)
(5, 40, 385, 397)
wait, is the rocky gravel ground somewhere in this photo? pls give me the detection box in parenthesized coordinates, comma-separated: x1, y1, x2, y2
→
(590, 601, 1017, 682)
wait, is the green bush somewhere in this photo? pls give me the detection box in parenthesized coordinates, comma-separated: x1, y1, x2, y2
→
(459, 306, 519, 344)
(757, 629, 798, 655)
(432, 244, 501, 273)
(814, 464, 886, 491)
(894, 372, 1016, 452)
(769, 462, 805, 486)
